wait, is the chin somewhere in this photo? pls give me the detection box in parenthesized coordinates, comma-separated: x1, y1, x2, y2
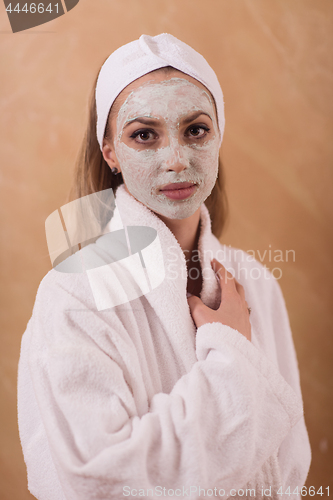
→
(150, 204, 201, 221)
(151, 191, 212, 221)
(128, 187, 207, 221)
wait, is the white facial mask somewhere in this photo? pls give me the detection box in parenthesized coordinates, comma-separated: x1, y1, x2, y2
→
(114, 78, 220, 220)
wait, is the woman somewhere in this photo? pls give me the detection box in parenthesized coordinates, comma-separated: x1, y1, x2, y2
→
(18, 34, 311, 500)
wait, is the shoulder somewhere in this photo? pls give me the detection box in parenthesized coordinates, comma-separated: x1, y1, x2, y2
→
(27, 255, 128, 363)
(27, 269, 95, 350)
(32, 241, 111, 327)
(35, 266, 93, 311)
(36, 230, 125, 310)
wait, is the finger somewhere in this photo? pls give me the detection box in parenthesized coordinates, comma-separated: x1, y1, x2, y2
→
(187, 294, 204, 313)
(211, 258, 231, 283)
(235, 279, 245, 300)
(187, 295, 210, 327)
(212, 259, 237, 294)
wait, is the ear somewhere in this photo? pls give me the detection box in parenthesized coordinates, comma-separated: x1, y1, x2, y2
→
(102, 140, 121, 172)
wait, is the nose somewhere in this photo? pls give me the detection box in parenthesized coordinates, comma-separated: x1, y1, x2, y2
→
(162, 137, 190, 173)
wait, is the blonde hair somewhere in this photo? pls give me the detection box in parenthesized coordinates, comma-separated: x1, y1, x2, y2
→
(69, 67, 228, 239)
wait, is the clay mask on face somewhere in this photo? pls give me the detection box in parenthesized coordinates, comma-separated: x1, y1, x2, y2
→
(114, 78, 220, 219)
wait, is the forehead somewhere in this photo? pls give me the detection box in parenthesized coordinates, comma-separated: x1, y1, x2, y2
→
(115, 69, 213, 107)
(118, 78, 214, 121)
(110, 70, 217, 126)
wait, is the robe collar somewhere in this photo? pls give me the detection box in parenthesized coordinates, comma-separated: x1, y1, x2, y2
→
(108, 185, 221, 311)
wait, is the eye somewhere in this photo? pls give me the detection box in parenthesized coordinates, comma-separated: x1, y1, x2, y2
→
(130, 128, 158, 143)
(186, 124, 210, 139)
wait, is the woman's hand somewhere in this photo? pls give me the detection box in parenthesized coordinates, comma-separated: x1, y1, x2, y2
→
(187, 259, 251, 341)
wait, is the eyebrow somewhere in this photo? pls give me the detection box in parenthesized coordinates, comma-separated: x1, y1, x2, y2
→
(123, 117, 160, 130)
(123, 111, 212, 130)
(181, 111, 213, 124)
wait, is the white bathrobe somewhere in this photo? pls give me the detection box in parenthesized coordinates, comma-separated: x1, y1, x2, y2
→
(17, 185, 311, 500)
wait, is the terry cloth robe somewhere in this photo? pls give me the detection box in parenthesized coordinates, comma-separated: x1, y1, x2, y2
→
(17, 184, 311, 500)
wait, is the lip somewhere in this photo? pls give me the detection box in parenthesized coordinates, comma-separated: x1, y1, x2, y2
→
(160, 182, 195, 191)
(159, 182, 197, 200)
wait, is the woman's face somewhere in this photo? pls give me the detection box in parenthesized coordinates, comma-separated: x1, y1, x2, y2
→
(103, 70, 220, 220)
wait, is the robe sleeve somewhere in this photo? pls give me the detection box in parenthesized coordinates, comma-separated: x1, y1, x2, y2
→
(24, 273, 304, 500)
(261, 274, 311, 494)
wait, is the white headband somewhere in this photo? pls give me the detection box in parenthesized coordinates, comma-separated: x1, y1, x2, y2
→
(95, 33, 225, 150)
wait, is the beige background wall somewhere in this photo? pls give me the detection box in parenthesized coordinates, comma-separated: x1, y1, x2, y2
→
(0, 0, 332, 498)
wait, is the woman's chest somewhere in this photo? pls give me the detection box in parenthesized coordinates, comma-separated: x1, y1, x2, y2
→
(105, 297, 198, 414)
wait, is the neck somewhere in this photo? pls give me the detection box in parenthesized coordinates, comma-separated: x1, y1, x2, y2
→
(123, 185, 201, 253)
(156, 208, 201, 256)
(123, 185, 203, 297)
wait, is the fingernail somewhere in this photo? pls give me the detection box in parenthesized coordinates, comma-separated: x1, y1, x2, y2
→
(187, 292, 193, 298)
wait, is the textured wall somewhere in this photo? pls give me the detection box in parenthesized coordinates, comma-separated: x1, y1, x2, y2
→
(0, 0, 332, 498)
